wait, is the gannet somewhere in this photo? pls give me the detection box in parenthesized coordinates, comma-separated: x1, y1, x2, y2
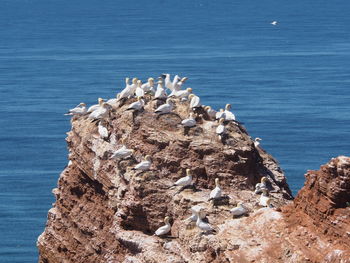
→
(195, 209, 215, 233)
(271, 21, 278, 26)
(171, 75, 181, 90)
(110, 139, 134, 159)
(205, 106, 217, 119)
(64, 103, 87, 116)
(127, 97, 145, 111)
(216, 118, 226, 135)
(184, 205, 206, 222)
(154, 80, 167, 100)
(224, 104, 236, 121)
(189, 94, 201, 109)
(135, 80, 145, 97)
(155, 98, 174, 114)
(230, 202, 248, 217)
(155, 216, 171, 236)
(181, 113, 196, 127)
(88, 102, 110, 120)
(87, 98, 104, 113)
(254, 137, 262, 148)
(118, 78, 138, 100)
(259, 189, 273, 207)
(173, 77, 188, 91)
(255, 177, 268, 194)
(174, 169, 192, 187)
(215, 109, 226, 120)
(141, 77, 154, 93)
(132, 155, 151, 171)
(209, 178, 222, 200)
(169, 87, 192, 99)
(98, 120, 109, 139)
(106, 93, 120, 107)
(162, 73, 173, 91)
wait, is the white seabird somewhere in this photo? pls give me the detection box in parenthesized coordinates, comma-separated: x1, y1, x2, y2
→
(216, 118, 226, 136)
(181, 113, 196, 127)
(254, 137, 262, 148)
(64, 103, 87, 116)
(184, 205, 206, 222)
(271, 21, 278, 26)
(98, 120, 109, 139)
(154, 98, 174, 114)
(155, 216, 171, 236)
(230, 202, 248, 217)
(169, 87, 192, 99)
(135, 80, 145, 97)
(141, 77, 155, 93)
(255, 177, 268, 194)
(205, 106, 217, 119)
(224, 104, 236, 121)
(215, 109, 226, 120)
(154, 79, 167, 100)
(189, 94, 201, 109)
(209, 178, 222, 201)
(174, 169, 193, 187)
(195, 209, 215, 233)
(106, 93, 121, 107)
(171, 75, 181, 90)
(110, 139, 134, 160)
(163, 73, 173, 91)
(127, 97, 145, 111)
(132, 155, 152, 171)
(87, 98, 104, 113)
(88, 102, 110, 120)
(119, 78, 138, 100)
(173, 77, 188, 91)
(259, 189, 273, 207)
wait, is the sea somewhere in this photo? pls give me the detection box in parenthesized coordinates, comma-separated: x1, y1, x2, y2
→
(0, 0, 349, 261)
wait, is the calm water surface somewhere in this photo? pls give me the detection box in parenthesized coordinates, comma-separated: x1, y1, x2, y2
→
(0, 0, 349, 261)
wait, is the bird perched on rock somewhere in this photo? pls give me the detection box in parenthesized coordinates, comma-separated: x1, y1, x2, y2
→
(184, 205, 206, 222)
(88, 102, 110, 120)
(98, 120, 109, 140)
(259, 189, 273, 207)
(169, 87, 192, 99)
(224, 104, 236, 121)
(132, 155, 152, 171)
(173, 169, 193, 187)
(110, 139, 134, 160)
(155, 98, 174, 114)
(106, 93, 121, 108)
(195, 208, 215, 234)
(230, 202, 248, 217)
(127, 97, 145, 111)
(155, 216, 171, 236)
(64, 103, 87, 116)
(135, 80, 145, 97)
(254, 137, 262, 148)
(216, 118, 226, 142)
(154, 79, 167, 100)
(181, 113, 196, 127)
(118, 78, 138, 101)
(209, 178, 222, 201)
(255, 177, 268, 194)
(141, 77, 155, 94)
(189, 94, 201, 109)
(87, 98, 104, 113)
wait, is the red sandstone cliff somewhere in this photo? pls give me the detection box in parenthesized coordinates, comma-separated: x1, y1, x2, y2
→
(37, 96, 349, 263)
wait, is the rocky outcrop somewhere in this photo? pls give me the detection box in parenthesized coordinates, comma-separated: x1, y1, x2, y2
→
(37, 95, 349, 263)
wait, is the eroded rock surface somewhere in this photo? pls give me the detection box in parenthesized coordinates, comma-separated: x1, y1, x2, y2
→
(38, 96, 349, 263)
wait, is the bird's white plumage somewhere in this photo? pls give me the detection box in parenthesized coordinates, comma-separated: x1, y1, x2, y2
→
(181, 115, 196, 127)
(110, 145, 133, 159)
(196, 214, 214, 232)
(135, 86, 144, 97)
(254, 138, 262, 148)
(209, 178, 222, 200)
(224, 110, 236, 121)
(230, 203, 248, 216)
(169, 88, 192, 99)
(259, 191, 271, 207)
(216, 124, 226, 135)
(205, 106, 217, 118)
(88, 104, 109, 120)
(155, 99, 173, 114)
(215, 110, 226, 120)
(133, 157, 151, 171)
(98, 122, 109, 139)
(127, 99, 144, 111)
(163, 74, 173, 91)
(65, 103, 87, 116)
(174, 170, 192, 186)
(189, 95, 201, 108)
(154, 83, 167, 99)
(155, 218, 171, 236)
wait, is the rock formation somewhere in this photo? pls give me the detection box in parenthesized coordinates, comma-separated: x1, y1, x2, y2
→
(37, 88, 349, 263)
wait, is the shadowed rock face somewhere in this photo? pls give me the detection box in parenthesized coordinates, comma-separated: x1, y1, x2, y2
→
(37, 96, 349, 263)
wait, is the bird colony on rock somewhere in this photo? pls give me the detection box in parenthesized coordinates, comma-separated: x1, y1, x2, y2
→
(65, 73, 273, 237)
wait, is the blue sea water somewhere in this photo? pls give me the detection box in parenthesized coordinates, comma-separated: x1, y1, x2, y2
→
(0, 0, 349, 261)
